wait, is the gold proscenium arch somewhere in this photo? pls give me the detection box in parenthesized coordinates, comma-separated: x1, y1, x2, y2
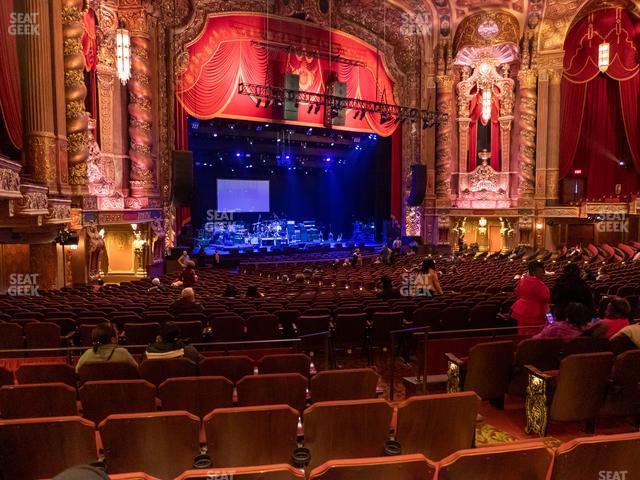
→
(453, 10, 521, 55)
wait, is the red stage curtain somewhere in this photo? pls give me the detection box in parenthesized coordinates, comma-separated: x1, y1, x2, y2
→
(0, 0, 23, 150)
(82, 9, 98, 121)
(559, 8, 640, 196)
(176, 14, 398, 136)
(391, 125, 402, 222)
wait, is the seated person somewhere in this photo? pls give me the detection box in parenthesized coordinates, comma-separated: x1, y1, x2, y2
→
(245, 285, 264, 298)
(179, 260, 198, 287)
(611, 321, 640, 350)
(147, 277, 163, 293)
(76, 322, 138, 373)
(533, 302, 590, 340)
(595, 296, 631, 338)
(222, 284, 239, 297)
(145, 321, 201, 363)
(378, 275, 400, 299)
(169, 287, 204, 316)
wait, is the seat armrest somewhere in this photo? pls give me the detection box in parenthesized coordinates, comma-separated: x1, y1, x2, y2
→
(445, 352, 466, 366)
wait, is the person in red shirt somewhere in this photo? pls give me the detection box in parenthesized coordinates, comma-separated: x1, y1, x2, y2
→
(179, 260, 198, 287)
(511, 260, 550, 335)
(597, 296, 631, 338)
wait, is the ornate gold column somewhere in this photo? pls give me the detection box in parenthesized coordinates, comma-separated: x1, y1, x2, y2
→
(122, 7, 155, 198)
(498, 65, 515, 173)
(62, 0, 89, 189)
(435, 75, 454, 202)
(546, 69, 562, 203)
(517, 69, 538, 199)
(18, 0, 58, 188)
(96, 3, 117, 156)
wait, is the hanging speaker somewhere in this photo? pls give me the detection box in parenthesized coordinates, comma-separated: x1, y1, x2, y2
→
(326, 81, 347, 126)
(172, 150, 193, 207)
(407, 164, 427, 206)
(284, 73, 300, 121)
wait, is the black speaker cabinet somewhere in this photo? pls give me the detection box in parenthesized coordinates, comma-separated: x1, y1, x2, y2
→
(407, 164, 427, 206)
(172, 150, 194, 207)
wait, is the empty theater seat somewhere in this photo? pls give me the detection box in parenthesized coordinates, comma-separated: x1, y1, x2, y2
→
(0, 416, 98, 479)
(310, 368, 378, 403)
(550, 432, 640, 480)
(257, 353, 311, 377)
(395, 392, 481, 460)
(304, 398, 393, 468)
(0, 382, 77, 418)
(308, 454, 437, 480)
(15, 362, 77, 387)
(99, 411, 201, 479)
(204, 404, 299, 467)
(159, 376, 233, 417)
(77, 361, 140, 383)
(437, 442, 553, 480)
(139, 358, 198, 387)
(237, 373, 307, 413)
(199, 355, 255, 383)
(79, 379, 156, 424)
(176, 464, 305, 480)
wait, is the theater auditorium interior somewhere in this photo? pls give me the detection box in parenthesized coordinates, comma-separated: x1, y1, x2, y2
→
(1, 0, 640, 479)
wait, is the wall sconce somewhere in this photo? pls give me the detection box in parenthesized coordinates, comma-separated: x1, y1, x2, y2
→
(598, 42, 610, 73)
(116, 25, 131, 84)
(478, 217, 488, 235)
(69, 244, 78, 251)
(535, 222, 544, 231)
(131, 223, 138, 231)
(98, 228, 105, 238)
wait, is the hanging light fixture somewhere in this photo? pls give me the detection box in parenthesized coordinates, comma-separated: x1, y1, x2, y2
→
(116, 25, 131, 84)
(598, 42, 610, 73)
(481, 89, 492, 122)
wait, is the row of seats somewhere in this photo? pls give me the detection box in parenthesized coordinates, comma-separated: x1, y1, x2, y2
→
(1, 393, 483, 478)
(6, 413, 639, 480)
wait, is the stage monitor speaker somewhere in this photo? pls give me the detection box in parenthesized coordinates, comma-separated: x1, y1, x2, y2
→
(407, 164, 427, 206)
(172, 150, 193, 207)
(284, 73, 299, 121)
(327, 81, 347, 126)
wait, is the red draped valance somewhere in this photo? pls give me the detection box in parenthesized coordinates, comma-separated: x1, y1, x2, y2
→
(176, 13, 399, 136)
(560, 8, 640, 197)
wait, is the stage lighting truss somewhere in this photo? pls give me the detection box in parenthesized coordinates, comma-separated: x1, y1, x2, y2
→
(239, 82, 447, 129)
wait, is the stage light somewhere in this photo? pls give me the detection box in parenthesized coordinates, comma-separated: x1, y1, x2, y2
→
(265, 124, 269, 127)
(235, 153, 241, 157)
(330, 142, 335, 146)
(285, 155, 290, 160)
(314, 104, 321, 114)
(195, 162, 201, 166)
(306, 127, 313, 135)
(324, 157, 331, 162)
(255, 98, 261, 108)
(573, 169, 582, 175)
(353, 110, 359, 119)
(190, 119, 199, 130)
(213, 133, 218, 137)
(277, 138, 281, 142)
(359, 110, 366, 120)
(307, 104, 314, 114)
(264, 99, 272, 108)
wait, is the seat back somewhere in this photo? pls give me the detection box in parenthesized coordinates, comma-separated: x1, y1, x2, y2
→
(79, 379, 156, 424)
(371, 312, 404, 343)
(551, 352, 614, 422)
(24, 322, 61, 349)
(0, 416, 97, 479)
(0, 382, 77, 418)
(77, 361, 140, 383)
(509, 339, 564, 396)
(204, 404, 299, 467)
(257, 353, 311, 377)
(464, 341, 515, 400)
(210, 315, 245, 342)
(601, 350, 640, 416)
(100, 411, 201, 479)
(308, 454, 437, 480)
(124, 322, 160, 345)
(297, 315, 331, 336)
(245, 314, 281, 341)
(139, 358, 198, 387)
(237, 373, 307, 413)
(332, 313, 368, 345)
(396, 392, 481, 460)
(173, 321, 203, 343)
(304, 398, 393, 468)
(437, 442, 553, 480)
(176, 464, 305, 480)
(16, 362, 77, 387)
(311, 368, 378, 403)
(550, 432, 640, 480)
(199, 356, 254, 383)
(159, 376, 233, 418)
(0, 322, 24, 356)
(0, 367, 12, 387)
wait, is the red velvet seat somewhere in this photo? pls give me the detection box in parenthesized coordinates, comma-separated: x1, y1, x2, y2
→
(176, 464, 305, 480)
(237, 373, 307, 413)
(15, 362, 76, 387)
(199, 355, 254, 383)
(0, 416, 98, 479)
(159, 376, 233, 417)
(311, 368, 378, 403)
(139, 357, 198, 387)
(77, 361, 140, 383)
(308, 454, 437, 480)
(257, 353, 311, 377)
(0, 382, 77, 418)
(79, 379, 156, 424)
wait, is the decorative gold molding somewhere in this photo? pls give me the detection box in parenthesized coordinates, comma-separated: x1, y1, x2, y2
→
(453, 10, 521, 54)
(518, 69, 538, 197)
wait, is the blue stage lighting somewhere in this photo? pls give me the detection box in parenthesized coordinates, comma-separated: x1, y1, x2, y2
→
(235, 152, 241, 157)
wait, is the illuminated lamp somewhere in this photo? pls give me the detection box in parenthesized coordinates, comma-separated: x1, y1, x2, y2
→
(116, 26, 131, 84)
(598, 42, 610, 73)
(481, 89, 492, 123)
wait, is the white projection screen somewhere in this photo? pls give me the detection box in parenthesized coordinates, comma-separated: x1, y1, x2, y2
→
(217, 179, 270, 212)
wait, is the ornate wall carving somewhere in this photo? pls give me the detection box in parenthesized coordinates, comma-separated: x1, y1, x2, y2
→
(435, 74, 454, 198)
(517, 68, 537, 197)
(62, 0, 89, 186)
